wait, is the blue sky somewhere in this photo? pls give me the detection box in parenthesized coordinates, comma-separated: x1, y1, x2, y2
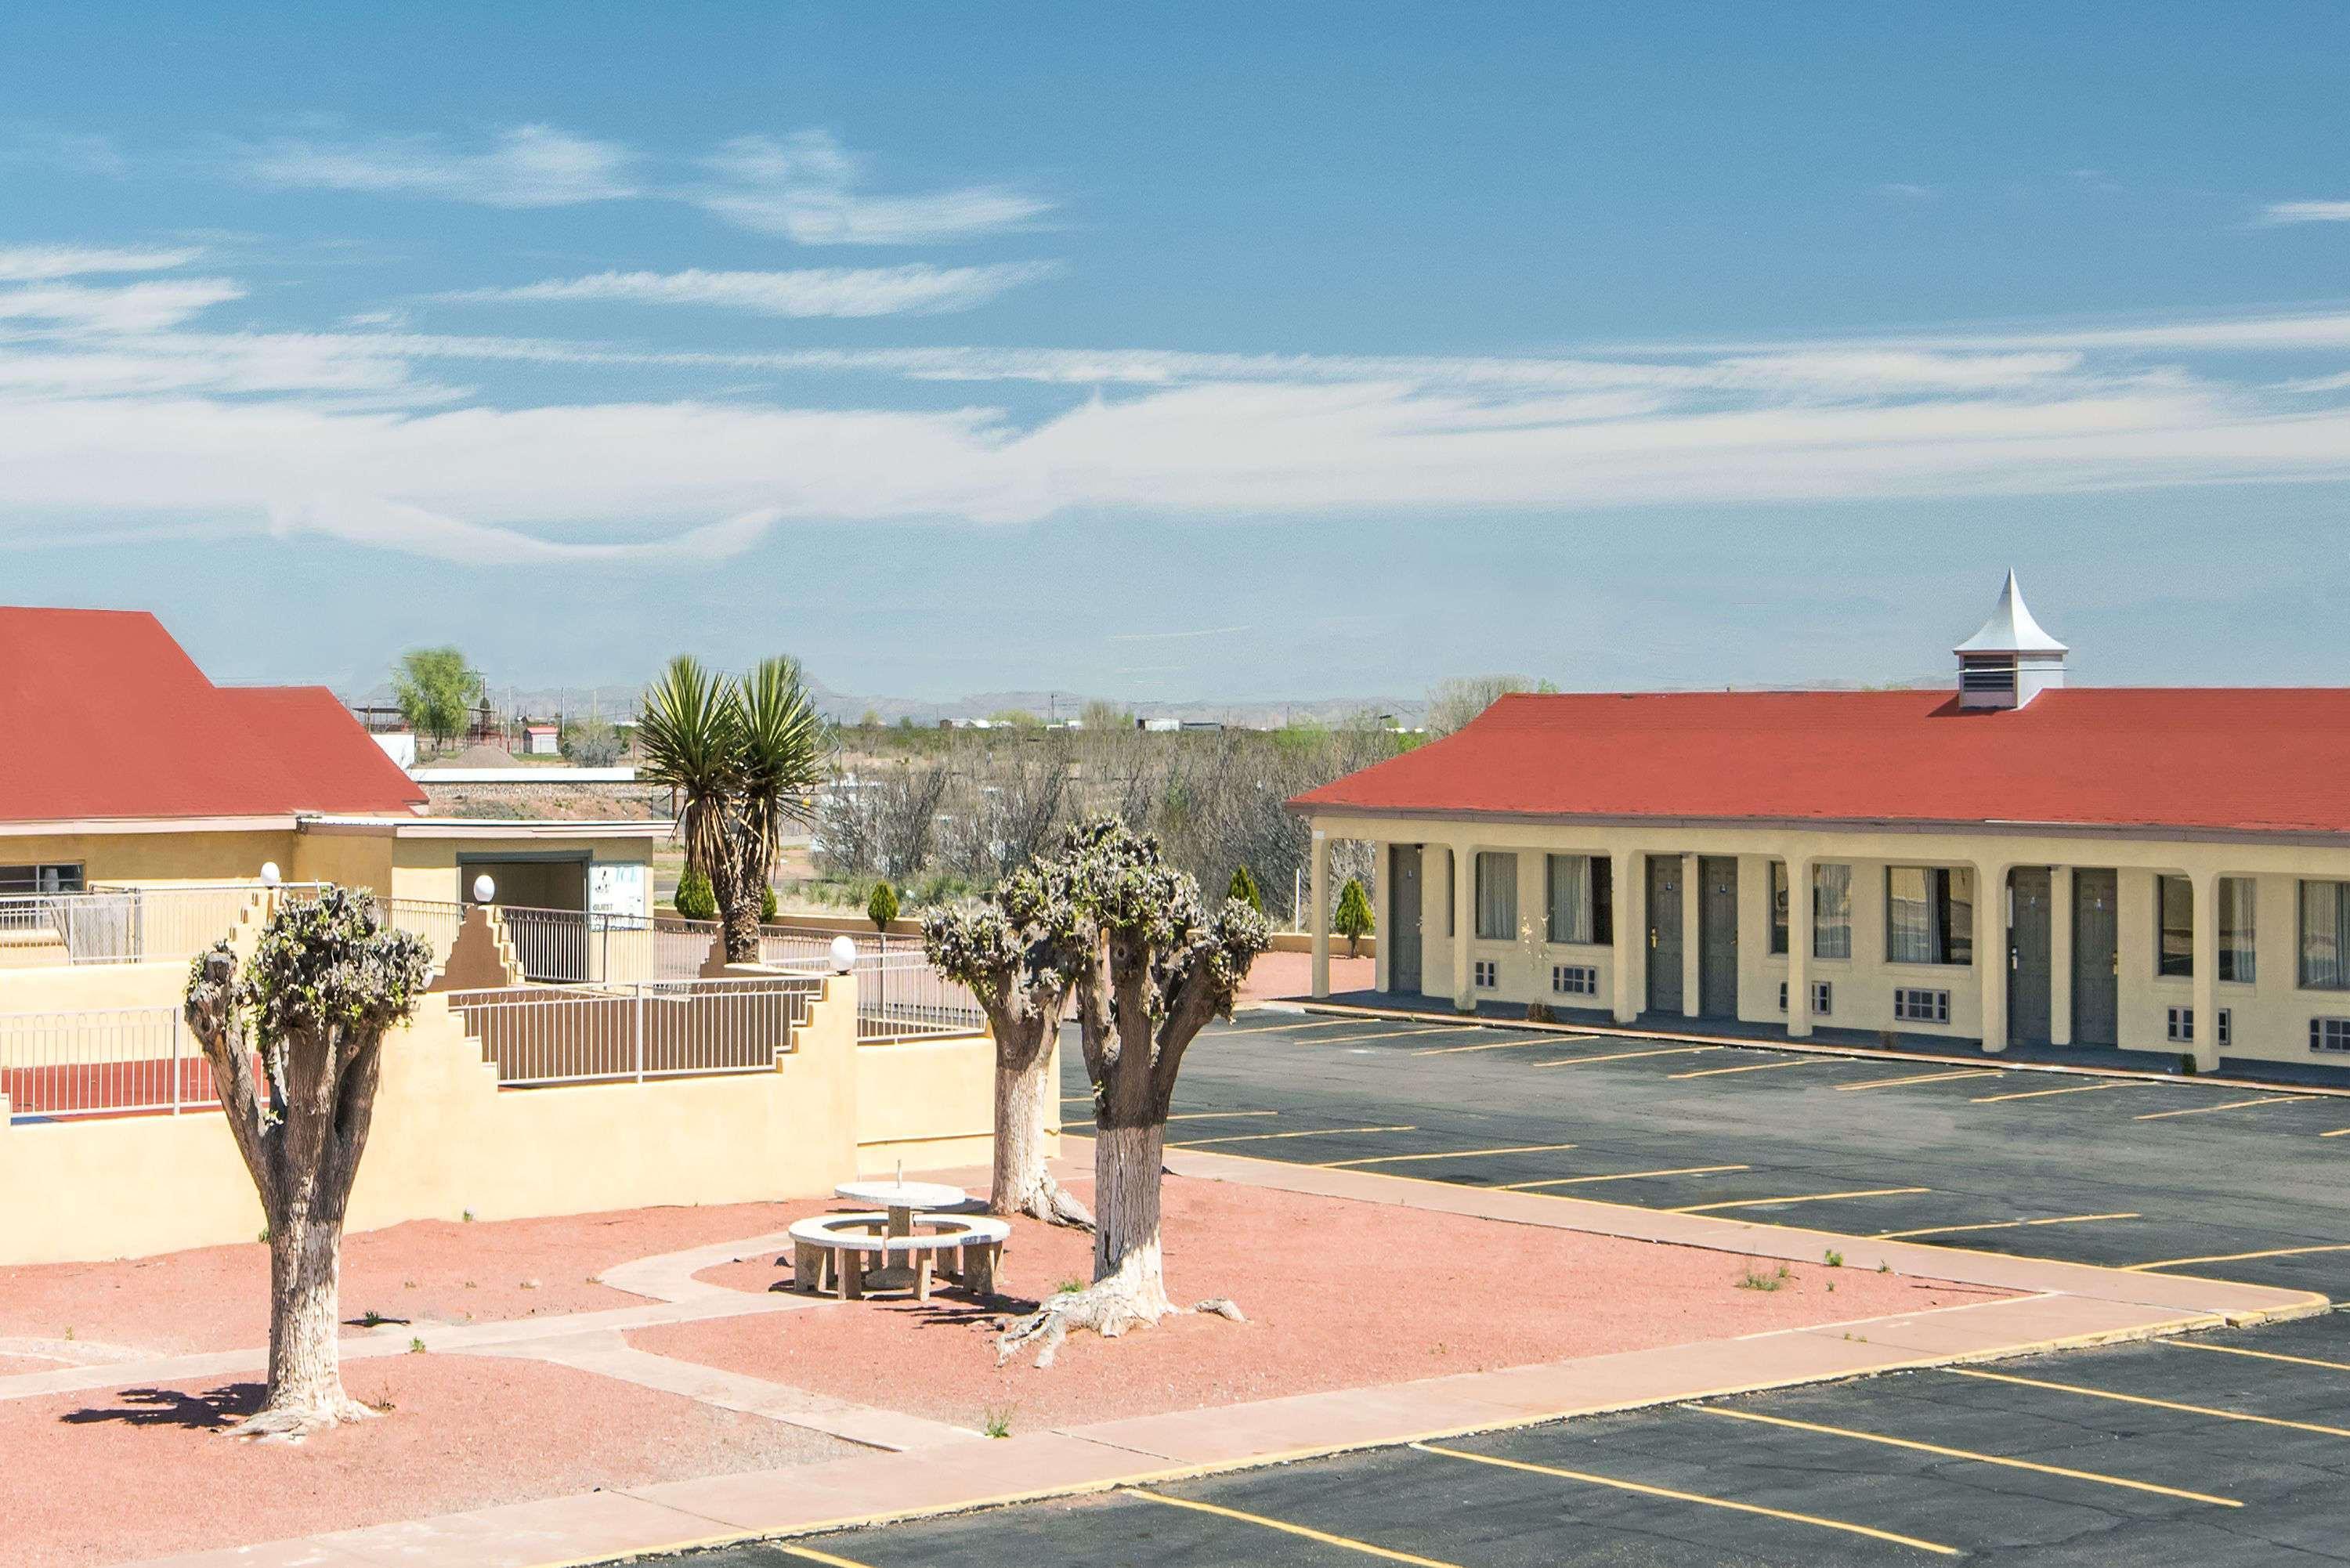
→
(3, 2, 2348, 701)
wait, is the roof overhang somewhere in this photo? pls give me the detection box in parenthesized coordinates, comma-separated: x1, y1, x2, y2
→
(298, 815, 674, 840)
(0, 814, 301, 838)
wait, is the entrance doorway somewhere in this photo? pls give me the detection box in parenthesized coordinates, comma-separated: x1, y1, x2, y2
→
(1697, 856, 1739, 1019)
(2072, 868, 2120, 1047)
(1388, 845, 1423, 995)
(2008, 867, 2054, 1046)
(1646, 856, 1683, 1014)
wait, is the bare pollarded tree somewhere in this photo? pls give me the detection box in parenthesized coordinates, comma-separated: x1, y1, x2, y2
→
(923, 851, 1095, 1229)
(995, 817, 1270, 1366)
(181, 887, 433, 1440)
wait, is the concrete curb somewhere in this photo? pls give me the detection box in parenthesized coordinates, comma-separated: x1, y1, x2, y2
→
(116, 1151, 2327, 1568)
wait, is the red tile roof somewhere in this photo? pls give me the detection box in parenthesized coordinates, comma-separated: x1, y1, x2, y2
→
(0, 608, 427, 823)
(1290, 688, 2350, 836)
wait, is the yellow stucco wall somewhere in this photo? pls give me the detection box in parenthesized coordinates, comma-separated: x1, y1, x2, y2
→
(854, 1032, 1053, 1175)
(4, 828, 302, 887)
(1321, 812, 2350, 1070)
(0, 970, 1005, 1267)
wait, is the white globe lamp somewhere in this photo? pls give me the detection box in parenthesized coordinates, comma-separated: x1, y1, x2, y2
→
(258, 862, 281, 887)
(830, 934, 857, 974)
(472, 874, 497, 904)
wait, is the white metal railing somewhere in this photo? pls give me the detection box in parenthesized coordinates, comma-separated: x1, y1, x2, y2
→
(0, 1006, 221, 1118)
(445, 974, 823, 1086)
(646, 917, 980, 1041)
(0, 883, 328, 966)
(493, 903, 647, 984)
(377, 897, 468, 969)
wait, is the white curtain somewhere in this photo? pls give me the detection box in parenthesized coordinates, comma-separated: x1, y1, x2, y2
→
(2306, 880, 2350, 990)
(1476, 852, 1518, 941)
(2219, 876, 2257, 983)
(1813, 864, 1853, 959)
(1547, 854, 1590, 945)
(1886, 866, 1933, 964)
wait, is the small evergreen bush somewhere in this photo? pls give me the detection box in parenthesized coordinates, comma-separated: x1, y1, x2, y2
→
(1227, 864, 1264, 913)
(673, 865, 718, 921)
(1333, 876, 1375, 956)
(761, 881, 779, 922)
(867, 880, 900, 931)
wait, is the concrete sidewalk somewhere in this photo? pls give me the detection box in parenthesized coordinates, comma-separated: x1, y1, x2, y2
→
(122, 1145, 2326, 1568)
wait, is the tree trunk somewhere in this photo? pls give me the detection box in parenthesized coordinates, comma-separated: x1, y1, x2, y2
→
(1090, 1121, 1171, 1313)
(992, 1057, 1091, 1228)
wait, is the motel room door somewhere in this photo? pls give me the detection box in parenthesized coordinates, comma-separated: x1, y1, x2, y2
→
(1389, 845, 1423, 995)
(1697, 855, 1739, 1019)
(2073, 868, 2120, 1048)
(2008, 867, 2055, 1046)
(1646, 856, 1683, 1015)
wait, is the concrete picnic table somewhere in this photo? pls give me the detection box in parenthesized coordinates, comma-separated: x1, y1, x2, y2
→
(833, 1178, 968, 1238)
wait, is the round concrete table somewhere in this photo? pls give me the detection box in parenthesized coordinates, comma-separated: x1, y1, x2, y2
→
(833, 1179, 967, 1239)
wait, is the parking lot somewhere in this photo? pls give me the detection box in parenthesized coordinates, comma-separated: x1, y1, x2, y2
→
(660, 1012, 2350, 1566)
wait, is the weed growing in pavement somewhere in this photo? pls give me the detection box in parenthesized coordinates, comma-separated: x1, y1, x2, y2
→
(1878, 1260, 1892, 1274)
(982, 1407, 1013, 1439)
(61, 1326, 72, 1341)
(257, 1227, 271, 1243)
(1737, 1263, 1793, 1292)
(408, 1337, 426, 1353)
(1055, 1277, 1085, 1295)
(358, 1310, 387, 1328)
(1823, 1248, 1843, 1268)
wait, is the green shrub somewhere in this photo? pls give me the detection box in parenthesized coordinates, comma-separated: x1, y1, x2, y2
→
(1333, 876, 1376, 956)
(674, 865, 718, 921)
(559, 720, 622, 767)
(867, 880, 900, 930)
(761, 881, 778, 922)
(1227, 864, 1264, 913)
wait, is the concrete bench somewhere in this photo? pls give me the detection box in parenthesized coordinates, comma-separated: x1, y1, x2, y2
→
(787, 1212, 1010, 1301)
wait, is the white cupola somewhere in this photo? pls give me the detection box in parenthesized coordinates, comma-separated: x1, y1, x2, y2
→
(1954, 571, 2067, 710)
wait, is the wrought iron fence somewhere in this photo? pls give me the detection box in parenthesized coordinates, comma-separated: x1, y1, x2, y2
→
(0, 883, 329, 966)
(444, 974, 823, 1086)
(0, 1006, 219, 1118)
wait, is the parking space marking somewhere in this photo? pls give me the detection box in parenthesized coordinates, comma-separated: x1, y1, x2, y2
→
(2120, 1241, 2350, 1272)
(1314, 1141, 1580, 1169)
(1163, 1110, 1281, 1123)
(1669, 1186, 1929, 1215)
(2320, 1126, 2350, 1138)
(1532, 1046, 1719, 1069)
(1502, 1164, 1750, 1190)
(774, 1543, 877, 1567)
(2165, 1340, 2350, 1375)
(1949, 1367, 2350, 1439)
(2133, 1093, 2309, 1122)
(1411, 1033, 1564, 1056)
(1412, 1442, 1959, 1557)
(1693, 1404, 2240, 1505)
(1872, 1211, 2138, 1241)
(1126, 1487, 1464, 1566)
(1214, 1017, 1380, 1037)
(1836, 1068, 2003, 1093)
(1317, 1025, 1485, 1046)
(1971, 1080, 2149, 1104)
(1165, 1124, 1415, 1149)
(1669, 1057, 1841, 1079)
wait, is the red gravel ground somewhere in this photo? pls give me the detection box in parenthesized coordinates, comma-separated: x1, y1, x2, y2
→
(0, 1353, 855, 1568)
(0, 1200, 801, 1357)
(635, 1173, 2007, 1434)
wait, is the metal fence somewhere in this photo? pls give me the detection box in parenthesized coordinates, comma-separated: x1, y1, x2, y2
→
(0, 883, 327, 966)
(445, 974, 823, 1086)
(376, 897, 468, 969)
(0, 1006, 220, 1118)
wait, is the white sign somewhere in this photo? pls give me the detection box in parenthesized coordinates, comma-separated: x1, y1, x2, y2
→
(589, 862, 649, 921)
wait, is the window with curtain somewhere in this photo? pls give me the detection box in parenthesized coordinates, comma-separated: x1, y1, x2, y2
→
(1813, 864, 1853, 959)
(1546, 854, 1590, 945)
(1886, 865, 1974, 965)
(2303, 880, 2350, 990)
(1475, 851, 1518, 941)
(2220, 877, 2255, 983)
(2158, 875, 2194, 978)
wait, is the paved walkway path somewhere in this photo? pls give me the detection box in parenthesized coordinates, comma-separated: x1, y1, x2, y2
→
(115, 1141, 2323, 1568)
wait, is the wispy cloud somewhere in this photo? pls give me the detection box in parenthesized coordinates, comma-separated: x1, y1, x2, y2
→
(2264, 200, 2350, 224)
(0, 278, 245, 332)
(0, 244, 206, 281)
(441, 262, 1058, 318)
(246, 125, 638, 208)
(268, 495, 779, 565)
(697, 131, 1050, 243)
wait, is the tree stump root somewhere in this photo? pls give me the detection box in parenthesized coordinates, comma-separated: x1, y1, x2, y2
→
(995, 1284, 1245, 1367)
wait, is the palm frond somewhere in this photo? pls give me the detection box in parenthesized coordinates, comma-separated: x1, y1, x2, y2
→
(734, 655, 826, 859)
(637, 655, 742, 876)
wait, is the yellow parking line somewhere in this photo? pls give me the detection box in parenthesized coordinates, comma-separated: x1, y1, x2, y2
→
(2135, 1094, 2308, 1122)
(1315, 1142, 1578, 1169)
(1502, 1164, 1749, 1190)
(1532, 1046, 1718, 1068)
(2165, 1340, 2350, 1375)
(2320, 1126, 2350, 1138)
(1411, 1033, 1562, 1056)
(1163, 1110, 1280, 1123)
(1318, 1024, 1485, 1046)
(1213, 1016, 1376, 1036)
(1972, 1080, 2147, 1104)
(1671, 1057, 1841, 1079)
(1412, 1442, 1958, 1557)
(1950, 1367, 2350, 1439)
(774, 1544, 877, 1568)
(1671, 1187, 1928, 1215)
(1873, 1211, 2138, 1241)
(2120, 1241, 2350, 1272)
(1126, 1487, 1462, 1566)
(1166, 1124, 1415, 1149)
(1836, 1068, 2001, 1093)
(1694, 1405, 2238, 1505)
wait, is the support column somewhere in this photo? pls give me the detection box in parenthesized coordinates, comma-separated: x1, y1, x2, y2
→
(2049, 864, 2074, 1046)
(1978, 861, 2008, 1054)
(1679, 851, 1701, 1019)
(2191, 869, 2221, 1072)
(1610, 849, 1638, 1024)
(1309, 828, 1331, 999)
(1787, 855, 1813, 1039)
(1452, 845, 1476, 1013)
(1372, 844, 1390, 994)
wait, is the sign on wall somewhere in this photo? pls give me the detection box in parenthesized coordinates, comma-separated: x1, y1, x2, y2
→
(589, 862, 650, 922)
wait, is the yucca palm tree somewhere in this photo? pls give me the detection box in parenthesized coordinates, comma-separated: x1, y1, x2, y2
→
(638, 654, 824, 962)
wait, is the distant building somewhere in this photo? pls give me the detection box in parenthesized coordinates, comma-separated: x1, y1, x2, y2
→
(1292, 575, 2350, 1071)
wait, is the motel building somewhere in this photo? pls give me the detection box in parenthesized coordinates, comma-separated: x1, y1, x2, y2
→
(1294, 575, 2350, 1074)
(0, 606, 667, 985)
